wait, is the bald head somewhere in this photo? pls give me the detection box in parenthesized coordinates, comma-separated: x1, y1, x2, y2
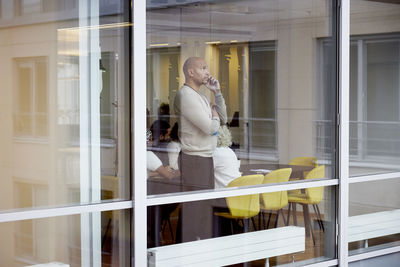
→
(183, 57, 203, 77)
(182, 57, 210, 91)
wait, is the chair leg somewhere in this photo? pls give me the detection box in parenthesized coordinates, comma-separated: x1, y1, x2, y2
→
(243, 219, 249, 233)
(102, 218, 112, 249)
(312, 204, 323, 231)
(251, 217, 257, 231)
(266, 212, 272, 229)
(274, 210, 279, 228)
(293, 203, 297, 226)
(238, 219, 244, 232)
(310, 222, 316, 245)
(303, 204, 315, 245)
(259, 211, 266, 229)
(262, 211, 266, 229)
(315, 204, 325, 231)
(286, 203, 292, 225)
(161, 220, 166, 233)
(280, 208, 286, 225)
(230, 220, 234, 234)
(167, 218, 174, 241)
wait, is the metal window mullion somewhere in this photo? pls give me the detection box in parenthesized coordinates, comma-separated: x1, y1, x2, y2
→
(133, 0, 147, 266)
(357, 39, 364, 160)
(302, 259, 339, 267)
(398, 40, 400, 120)
(0, 200, 133, 223)
(349, 171, 400, 184)
(147, 179, 339, 206)
(338, 0, 350, 266)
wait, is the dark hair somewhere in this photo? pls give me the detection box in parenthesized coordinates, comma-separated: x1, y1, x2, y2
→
(150, 120, 170, 141)
(158, 103, 170, 117)
(170, 122, 179, 142)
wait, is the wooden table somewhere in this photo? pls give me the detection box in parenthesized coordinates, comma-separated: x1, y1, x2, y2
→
(148, 176, 182, 195)
(148, 164, 313, 195)
(240, 163, 312, 179)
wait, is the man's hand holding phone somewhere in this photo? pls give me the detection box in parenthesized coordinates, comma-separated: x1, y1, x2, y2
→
(205, 76, 221, 93)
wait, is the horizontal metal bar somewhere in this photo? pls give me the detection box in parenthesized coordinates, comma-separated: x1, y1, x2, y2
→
(147, 179, 339, 206)
(0, 200, 133, 223)
(348, 121, 400, 125)
(348, 244, 400, 263)
(349, 172, 400, 184)
(349, 160, 400, 170)
(303, 259, 339, 267)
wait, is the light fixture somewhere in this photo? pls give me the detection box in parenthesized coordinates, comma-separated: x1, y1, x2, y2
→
(205, 41, 221, 45)
(149, 43, 169, 47)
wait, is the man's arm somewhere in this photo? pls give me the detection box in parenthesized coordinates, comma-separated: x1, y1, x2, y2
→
(180, 90, 220, 135)
(205, 77, 227, 125)
(214, 92, 227, 125)
(156, 165, 180, 179)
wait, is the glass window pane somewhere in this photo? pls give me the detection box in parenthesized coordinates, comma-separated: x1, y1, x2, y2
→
(146, 0, 337, 195)
(349, 178, 400, 255)
(1, 1, 131, 211)
(148, 185, 336, 266)
(349, 253, 400, 267)
(0, 210, 131, 266)
(350, 0, 400, 176)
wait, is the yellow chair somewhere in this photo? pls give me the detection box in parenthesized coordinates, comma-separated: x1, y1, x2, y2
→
(259, 168, 292, 229)
(287, 165, 325, 243)
(288, 156, 318, 195)
(215, 174, 264, 233)
(288, 156, 318, 167)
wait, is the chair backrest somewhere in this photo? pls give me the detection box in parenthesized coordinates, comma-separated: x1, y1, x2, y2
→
(226, 174, 264, 217)
(304, 165, 325, 204)
(261, 168, 292, 210)
(288, 157, 318, 167)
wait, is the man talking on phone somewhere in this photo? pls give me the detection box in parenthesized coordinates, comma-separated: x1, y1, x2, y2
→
(174, 57, 227, 191)
(174, 57, 227, 242)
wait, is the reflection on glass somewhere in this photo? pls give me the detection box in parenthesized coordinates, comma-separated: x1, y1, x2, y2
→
(0, 1, 131, 211)
(349, 0, 400, 176)
(147, 185, 336, 266)
(146, 0, 337, 195)
(0, 210, 131, 266)
(349, 179, 400, 254)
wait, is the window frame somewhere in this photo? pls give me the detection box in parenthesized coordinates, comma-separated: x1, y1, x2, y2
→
(137, 0, 342, 266)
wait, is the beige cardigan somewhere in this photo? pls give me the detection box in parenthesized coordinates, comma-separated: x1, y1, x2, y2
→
(174, 85, 227, 157)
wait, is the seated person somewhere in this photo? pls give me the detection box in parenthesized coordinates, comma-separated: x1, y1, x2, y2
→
(166, 122, 181, 171)
(149, 119, 170, 165)
(213, 125, 241, 188)
(150, 119, 170, 147)
(147, 128, 180, 248)
(147, 127, 180, 179)
(147, 150, 180, 179)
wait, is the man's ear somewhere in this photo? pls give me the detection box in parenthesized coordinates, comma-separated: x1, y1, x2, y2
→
(188, 68, 194, 77)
